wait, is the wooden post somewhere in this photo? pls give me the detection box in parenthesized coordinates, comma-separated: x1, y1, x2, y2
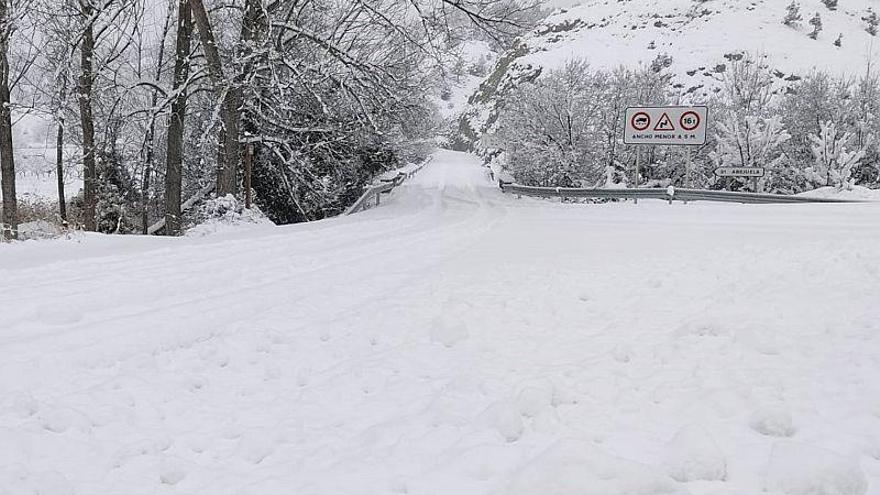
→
(244, 143, 253, 209)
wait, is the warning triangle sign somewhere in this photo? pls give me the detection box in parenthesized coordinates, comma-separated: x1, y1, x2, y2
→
(654, 113, 675, 131)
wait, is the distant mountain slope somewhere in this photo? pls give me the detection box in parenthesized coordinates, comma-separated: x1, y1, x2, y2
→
(456, 0, 880, 149)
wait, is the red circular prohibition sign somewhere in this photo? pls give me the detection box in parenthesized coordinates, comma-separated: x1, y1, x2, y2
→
(679, 111, 701, 131)
(631, 112, 651, 131)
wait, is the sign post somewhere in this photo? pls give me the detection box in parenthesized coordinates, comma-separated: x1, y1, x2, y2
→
(634, 147, 641, 204)
(624, 106, 708, 203)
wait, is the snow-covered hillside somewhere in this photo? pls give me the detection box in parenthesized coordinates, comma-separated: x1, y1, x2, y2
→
(2, 151, 879, 495)
(457, 0, 880, 148)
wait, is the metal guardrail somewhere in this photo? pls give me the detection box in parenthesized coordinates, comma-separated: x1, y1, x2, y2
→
(345, 157, 431, 215)
(499, 182, 860, 205)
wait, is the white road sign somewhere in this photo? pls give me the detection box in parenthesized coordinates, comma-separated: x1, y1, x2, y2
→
(624, 106, 708, 146)
(714, 167, 765, 177)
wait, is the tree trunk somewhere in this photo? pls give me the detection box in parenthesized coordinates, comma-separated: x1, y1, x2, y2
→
(164, 0, 193, 236)
(0, 0, 17, 240)
(237, 0, 266, 203)
(189, 0, 240, 196)
(142, 0, 174, 234)
(78, 0, 98, 231)
(56, 122, 67, 224)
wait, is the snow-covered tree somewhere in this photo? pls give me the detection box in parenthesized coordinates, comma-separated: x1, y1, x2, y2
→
(708, 55, 790, 191)
(864, 9, 879, 36)
(783, 1, 803, 27)
(805, 121, 865, 188)
(809, 13, 823, 39)
(711, 116, 790, 189)
(496, 61, 669, 188)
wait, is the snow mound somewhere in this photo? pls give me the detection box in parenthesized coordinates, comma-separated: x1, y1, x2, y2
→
(430, 314, 470, 347)
(238, 429, 278, 464)
(750, 405, 797, 437)
(0, 466, 74, 495)
(505, 439, 690, 495)
(481, 402, 524, 443)
(515, 385, 554, 418)
(18, 220, 66, 241)
(185, 194, 274, 237)
(798, 185, 880, 201)
(663, 425, 727, 482)
(765, 442, 868, 495)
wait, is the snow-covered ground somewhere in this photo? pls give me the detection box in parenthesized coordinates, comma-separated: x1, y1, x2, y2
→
(1, 150, 879, 495)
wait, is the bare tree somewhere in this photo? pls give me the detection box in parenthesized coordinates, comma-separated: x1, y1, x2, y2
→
(0, 0, 17, 239)
(77, 0, 98, 231)
(164, 0, 193, 235)
(189, 0, 240, 196)
(139, 0, 174, 232)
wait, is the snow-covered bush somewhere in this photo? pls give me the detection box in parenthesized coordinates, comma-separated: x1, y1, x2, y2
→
(185, 194, 273, 236)
(805, 121, 865, 188)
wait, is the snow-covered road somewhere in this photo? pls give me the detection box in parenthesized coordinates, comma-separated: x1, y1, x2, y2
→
(2, 150, 880, 495)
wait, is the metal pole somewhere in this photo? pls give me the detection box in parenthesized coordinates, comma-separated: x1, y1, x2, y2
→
(634, 147, 640, 205)
(684, 148, 692, 204)
(685, 149, 693, 188)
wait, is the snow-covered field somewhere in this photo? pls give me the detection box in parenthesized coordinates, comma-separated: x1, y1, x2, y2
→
(1, 151, 879, 495)
(14, 147, 82, 201)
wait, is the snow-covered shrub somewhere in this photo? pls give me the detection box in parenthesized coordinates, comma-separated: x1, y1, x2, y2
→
(805, 121, 865, 188)
(185, 194, 273, 236)
(17, 220, 66, 241)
